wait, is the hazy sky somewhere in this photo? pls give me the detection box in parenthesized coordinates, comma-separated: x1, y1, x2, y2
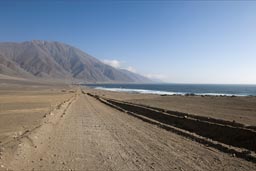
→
(0, 1, 256, 84)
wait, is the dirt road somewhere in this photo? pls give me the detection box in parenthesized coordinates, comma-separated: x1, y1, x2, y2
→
(1, 91, 255, 171)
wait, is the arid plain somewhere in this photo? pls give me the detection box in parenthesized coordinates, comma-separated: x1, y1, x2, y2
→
(0, 76, 255, 171)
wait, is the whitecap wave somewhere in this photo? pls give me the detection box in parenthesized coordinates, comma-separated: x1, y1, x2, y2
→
(94, 87, 247, 96)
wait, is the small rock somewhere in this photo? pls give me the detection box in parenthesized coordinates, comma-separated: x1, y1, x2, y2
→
(62, 162, 65, 165)
(51, 161, 55, 164)
(231, 153, 236, 157)
(1, 165, 4, 168)
(40, 158, 43, 161)
(34, 146, 37, 148)
(31, 160, 34, 163)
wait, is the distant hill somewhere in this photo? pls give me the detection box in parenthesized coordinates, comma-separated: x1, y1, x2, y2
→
(0, 40, 152, 83)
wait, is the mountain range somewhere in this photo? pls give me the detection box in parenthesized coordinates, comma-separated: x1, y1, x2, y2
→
(0, 40, 151, 83)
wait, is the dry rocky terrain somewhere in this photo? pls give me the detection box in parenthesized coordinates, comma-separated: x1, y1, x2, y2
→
(0, 80, 255, 170)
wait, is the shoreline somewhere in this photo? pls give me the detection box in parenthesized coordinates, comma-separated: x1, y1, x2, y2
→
(89, 85, 256, 97)
(86, 86, 256, 126)
(0, 80, 256, 170)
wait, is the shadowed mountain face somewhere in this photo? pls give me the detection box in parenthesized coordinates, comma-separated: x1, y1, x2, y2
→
(0, 40, 151, 83)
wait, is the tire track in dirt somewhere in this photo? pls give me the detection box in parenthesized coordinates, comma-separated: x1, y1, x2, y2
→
(0, 92, 77, 171)
(87, 93, 256, 163)
(1, 91, 255, 171)
(82, 94, 255, 171)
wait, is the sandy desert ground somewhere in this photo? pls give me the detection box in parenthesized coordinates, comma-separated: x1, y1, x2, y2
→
(88, 88, 256, 126)
(0, 79, 255, 170)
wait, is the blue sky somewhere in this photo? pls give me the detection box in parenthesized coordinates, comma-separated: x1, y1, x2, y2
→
(0, 0, 255, 84)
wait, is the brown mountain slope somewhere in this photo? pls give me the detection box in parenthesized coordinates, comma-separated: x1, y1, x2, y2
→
(0, 40, 152, 83)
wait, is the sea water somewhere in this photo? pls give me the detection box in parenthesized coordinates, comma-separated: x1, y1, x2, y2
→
(84, 84, 256, 96)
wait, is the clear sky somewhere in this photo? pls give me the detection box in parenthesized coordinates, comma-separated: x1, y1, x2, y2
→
(0, 0, 255, 84)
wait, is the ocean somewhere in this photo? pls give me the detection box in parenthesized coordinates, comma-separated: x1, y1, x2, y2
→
(85, 84, 256, 96)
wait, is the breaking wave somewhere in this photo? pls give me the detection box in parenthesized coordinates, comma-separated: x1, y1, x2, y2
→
(94, 87, 247, 96)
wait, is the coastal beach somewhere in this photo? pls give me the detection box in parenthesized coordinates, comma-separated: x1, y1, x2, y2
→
(0, 79, 255, 170)
(1, 1, 256, 170)
(87, 87, 256, 126)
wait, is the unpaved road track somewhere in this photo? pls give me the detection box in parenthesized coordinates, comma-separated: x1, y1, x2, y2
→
(2, 91, 255, 171)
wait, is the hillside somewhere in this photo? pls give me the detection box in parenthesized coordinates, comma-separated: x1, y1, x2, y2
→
(0, 40, 151, 83)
